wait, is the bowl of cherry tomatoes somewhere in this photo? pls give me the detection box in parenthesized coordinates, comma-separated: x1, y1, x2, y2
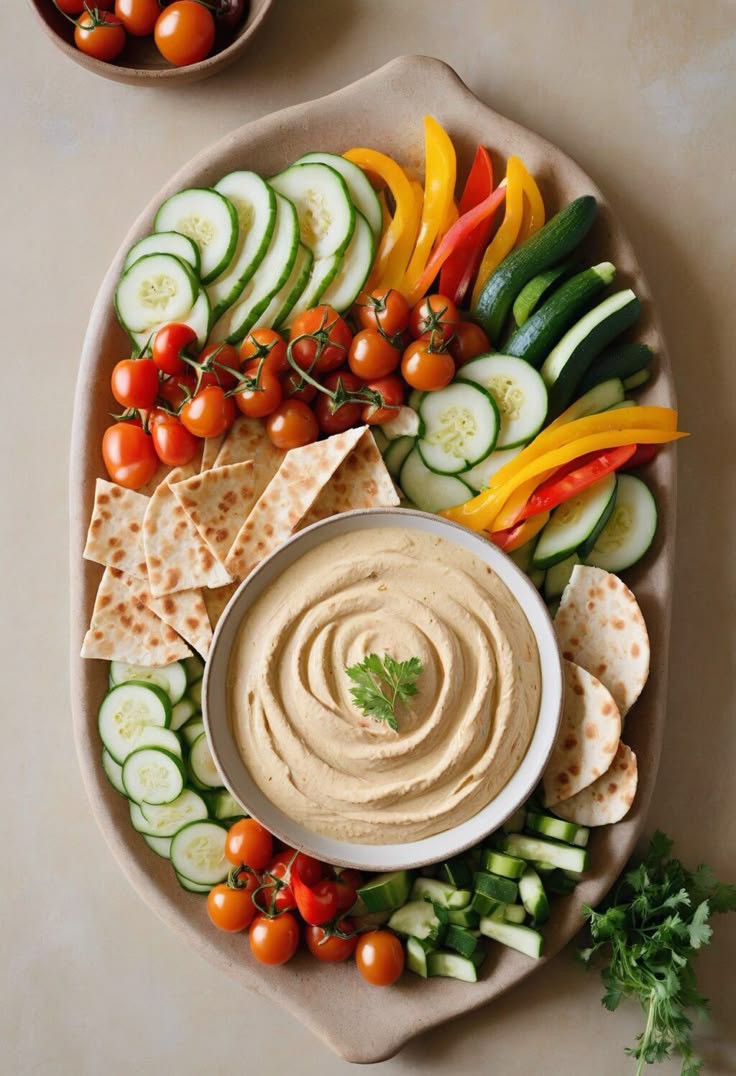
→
(27, 0, 273, 85)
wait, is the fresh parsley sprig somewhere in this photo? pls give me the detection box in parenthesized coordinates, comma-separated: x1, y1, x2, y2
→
(579, 830, 736, 1074)
(345, 653, 423, 731)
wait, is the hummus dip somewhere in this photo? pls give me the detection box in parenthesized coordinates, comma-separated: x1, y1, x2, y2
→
(228, 526, 541, 844)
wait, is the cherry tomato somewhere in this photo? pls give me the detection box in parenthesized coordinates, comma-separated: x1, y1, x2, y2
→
(280, 368, 318, 404)
(293, 877, 339, 926)
(409, 294, 460, 345)
(180, 385, 235, 438)
(361, 374, 405, 425)
(339, 868, 365, 891)
(56, 0, 114, 10)
(213, 0, 246, 30)
(158, 372, 197, 411)
(262, 859, 297, 914)
(114, 0, 159, 35)
(448, 321, 491, 365)
(110, 358, 159, 410)
(306, 920, 358, 963)
(102, 421, 158, 490)
(355, 930, 405, 986)
(198, 343, 240, 388)
(290, 306, 353, 375)
(225, 818, 273, 870)
(266, 400, 319, 450)
(74, 10, 126, 62)
(272, 849, 324, 887)
(401, 339, 455, 391)
(348, 330, 401, 380)
(154, 1, 215, 66)
(315, 370, 365, 435)
(235, 361, 283, 418)
(152, 323, 197, 377)
(149, 410, 200, 467)
(240, 328, 288, 375)
(334, 877, 359, 914)
(207, 882, 257, 933)
(249, 912, 300, 966)
(357, 289, 411, 337)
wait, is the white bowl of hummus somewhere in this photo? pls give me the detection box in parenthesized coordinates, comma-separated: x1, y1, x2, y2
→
(203, 509, 563, 871)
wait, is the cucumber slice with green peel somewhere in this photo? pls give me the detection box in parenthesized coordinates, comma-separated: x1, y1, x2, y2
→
(496, 903, 527, 925)
(502, 833, 589, 874)
(142, 834, 172, 859)
(294, 152, 383, 236)
(131, 788, 208, 837)
(372, 427, 389, 455)
(505, 262, 616, 369)
(479, 916, 544, 958)
(440, 858, 473, 890)
(250, 243, 312, 332)
(188, 732, 222, 789)
(206, 171, 277, 320)
(411, 877, 471, 910)
(170, 699, 196, 732)
(154, 188, 238, 285)
(406, 936, 436, 978)
(123, 232, 200, 276)
(526, 812, 581, 843)
(399, 448, 472, 513)
(408, 388, 425, 412)
(283, 251, 342, 327)
(509, 538, 535, 574)
(384, 436, 414, 480)
(474, 871, 518, 905)
(427, 950, 483, 981)
(444, 924, 480, 958)
(132, 725, 183, 759)
(471, 891, 498, 917)
(447, 906, 480, 929)
(544, 552, 580, 601)
(357, 869, 412, 913)
(572, 826, 591, 848)
(388, 901, 445, 942)
(542, 290, 641, 418)
(109, 660, 188, 705)
(578, 477, 618, 559)
(176, 872, 212, 894)
(480, 850, 527, 880)
(210, 193, 300, 344)
(579, 342, 653, 394)
(123, 747, 185, 805)
(116, 254, 198, 334)
(170, 820, 230, 887)
(319, 212, 376, 313)
(131, 288, 210, 355)
(98, 682, 171, 765)
(417, 382, 500, 475)
(102, 749, 126, 796)
(533, 473, 618, 569)
(182, 654, 204, 685)
(381, 406, 421, 441)
(462, 445, 523, 493)
(211, 789, 247, 821)
(458, 354, 548, 449)
(585, 473, 657, 572)
(558, 377, 625, 423)
(188, 679, 203, 708)
(269, 162, 355, 259)
(511, 257, 577, 327)
(623, 368, 651, 391)
(518, 866, 550, 924)
(181, 718, 205, 747)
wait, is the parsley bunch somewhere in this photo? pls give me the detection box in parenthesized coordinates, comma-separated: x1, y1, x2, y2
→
(345, 653, 423, 731)
(579, 830, 736, 1074)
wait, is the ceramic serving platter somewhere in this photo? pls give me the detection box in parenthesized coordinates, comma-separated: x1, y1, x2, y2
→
(69, 56, 677, 1063)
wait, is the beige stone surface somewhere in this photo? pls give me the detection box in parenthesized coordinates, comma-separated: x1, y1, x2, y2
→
(3, 2, 735, 1074)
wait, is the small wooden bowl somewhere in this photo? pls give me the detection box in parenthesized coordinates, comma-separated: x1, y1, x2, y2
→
(27, 0, 273, 86)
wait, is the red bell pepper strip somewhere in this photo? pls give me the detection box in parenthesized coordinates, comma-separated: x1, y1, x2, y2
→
(490, 510, 550, 553)
(439, 146, 501, 305)
(513, 445, 637, 524)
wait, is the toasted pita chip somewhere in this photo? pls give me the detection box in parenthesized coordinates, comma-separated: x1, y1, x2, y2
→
(204, 582, 239, 630)
(119, 572, 212, 658)
(554, 565, 650, 717)
(81, 567, 190, 665)
(83, 479, 149, 579)
(171, 460, 257, 564)
(143, 466, 232, 597)
(300, 429, 400, 526)
(201, 433, 225, 472)
(225, 427, 367, 580)
(543, 660, 622, 807)
(551, 741, 638, 826)
(214, 415, 284, 488)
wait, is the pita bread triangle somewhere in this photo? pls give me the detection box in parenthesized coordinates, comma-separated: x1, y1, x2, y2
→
(171, 460, 257, 565)
(201, 433, 225, 472)
(83, 479, 149, 579)
(300, 428, 399, 526)
(214, 416, 285, 497)
(204, 582, 239, 630)
(119, 571, 212, 658)
(551, 741, 638, 826)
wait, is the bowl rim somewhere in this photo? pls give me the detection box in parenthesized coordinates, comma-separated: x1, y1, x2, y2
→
(202, 506, 564, 871)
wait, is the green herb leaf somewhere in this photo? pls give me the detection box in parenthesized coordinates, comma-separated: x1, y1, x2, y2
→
(345, 652, 423, 731)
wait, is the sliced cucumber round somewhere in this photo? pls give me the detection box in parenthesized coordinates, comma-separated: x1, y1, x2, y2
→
(142, 834, 172, 859)
(586, 473, 657, 572)
(189, 732, 223, 789)
(133, 789, 208, 837)
(206, 171, 277, 321)
(109, 660, 188, 705)
(154, 188, 238, 285)
(181, 718, 205, 748)
(544, 552, 580, 601)
(269, 162, 355, 259)
(250, 243, 312, 332)
(182, 654, 205, 685)
(115, 253, 197, 334)
(170, 698, 197, 733)
(176, 872, 212, 894)
(417, 382, 500, 475)
(533, 473, 618, 569)
(102, 749, 126, 796)
(131, 288, 210, 355)
(123, 232, 200, 276)
(133, 725, 183, 759)
(319, 212, 376, 313)
(122, 747, 185, 805)
(399, 447, 473, 513)
(294, 152, 382, 236)
(384, 435, 415, 480)
(458, 354, 548, 448)
(283, 251, 342, 327)
(98, 682, 171, 765)
(463, 446, 523, 493)
(170, 820, 230, 886)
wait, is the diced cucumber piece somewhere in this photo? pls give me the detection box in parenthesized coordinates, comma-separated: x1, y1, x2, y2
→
(123, 232, 200, 276)
(251, 243, 312, 331)
(154, 187, 238, 285)
(406, 936, 435, 978)
(270, 162, 355, 259)
(176, 872, 212, 894)
(283, 251, 342, 327)
(525, 811, 581, 843)
(474, 871, 518, 904)
(115, 254, 198, 334)
(131, 788, 208, 837)
(518, 866, 550, 924)
(502, 833, 589, 874)
(480, 850, 527, 880)
(562, 378, 625, 422)
(388, 901, 445, 942)
(122, 748, 185, 805)
(181, 718, 205, 747)
(109, 660, 188, 705)
(440, 858, 473, 890)
(183, 654, 205, 685)
(170, 698, 197, 732)
(357, 869, 412, 913)
(579, 342, 653, 394)
(498, 903, 527, 925)
(188, 678, 203, 707)
(458, 354, 548, 448)
(319, 212, 376, 313)
(98, 682, 171, 765)
(586, 473, 658, 572)
(211, 789, 247, 821)
(447, 906, 480, 929)
(544, 552, 580, 601)
(399, 448, 472, 513)
(102, 749, 126, 796)
(170, 820, 229, 886)
(480, 917, 543, 959)
(142, 833, 172, 859)
(572, 826, 590, 848)
(461, 445, 523, 494)
(411, 877, 471, 910)
(295, 152, 383, 236)
(206, 171, 277, 319)
(445, 924, 479, 958)
(384, 435, 415, 480)
(188, 732, 223, 789)
(418, 382, 500, 475)
(533, 473, 617, 569)
(427, 950, 483, 982)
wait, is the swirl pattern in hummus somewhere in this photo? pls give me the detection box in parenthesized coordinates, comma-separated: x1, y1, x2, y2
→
(228, 527, 541, 844)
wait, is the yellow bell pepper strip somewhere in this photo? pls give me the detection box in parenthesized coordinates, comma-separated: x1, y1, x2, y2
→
(471, 156, 526, 307)
(516, 163, 546, 244)
(440, 200, 459, 237)
(401, 116, 457, 300)
(489, 510, 550, 553)
(344, 148, 418, 291)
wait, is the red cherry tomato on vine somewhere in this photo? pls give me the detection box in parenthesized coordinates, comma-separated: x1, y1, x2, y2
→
(348, 329, 401, 380)
(154, 1, 215, 67)
(401, 339, 455, 391)
(409, 294, 460, 344)
(334, 877, 359, 913)
(355, 930, 405, 986)
(56, 0, 114, 10)
(289, 306, 353, 374)
(207, 881, 257, 933)
(249, 912, 300, 966)
(315, 370, 365, 435)
(293, 876, 339, 926)
(361, 374, 405, 425)
(152, 323, 197, 377)
(357, 288, 411, 337)
(306, 920, 358, 962)
(240, 328, 289, 376)
(180, 386, 235, 438)
(110, 358, 159, 410)
(273, 849, 324, 887)
(235, 361, 283, 418)
(198, 343, 240, 388)
(158, 372, 197, 410)
(114, 0, 159, 35)
(448, 321, 491, 365)
(266, 400, 319, 450)
(280, 368, 318, 404)
(224, 818, 273, 870)
(102, 421, 158, 490)
(74, 10, 126, 62)
(149, 410, 200, 467)
(262, 859, 297, 914)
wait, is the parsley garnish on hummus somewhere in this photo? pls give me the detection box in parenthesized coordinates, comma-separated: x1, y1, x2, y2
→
(346, 653, 423, 731)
